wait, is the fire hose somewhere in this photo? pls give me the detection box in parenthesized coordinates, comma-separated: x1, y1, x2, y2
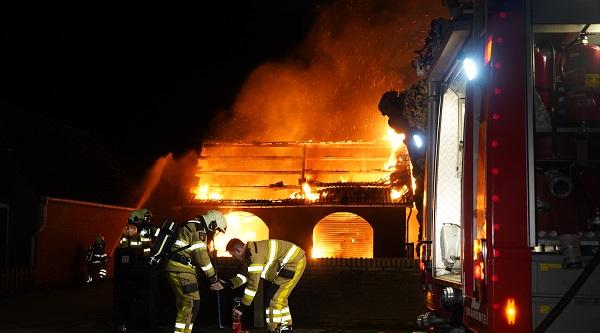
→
(533, 250, 600, 333)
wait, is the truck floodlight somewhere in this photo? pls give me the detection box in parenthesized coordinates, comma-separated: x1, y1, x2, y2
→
(413, 134, 424, 148)
(463, 57, 478, 80)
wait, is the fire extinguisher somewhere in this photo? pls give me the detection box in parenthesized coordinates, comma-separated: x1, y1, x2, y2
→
(561, 25, 600, 121)
(232, 298, 242, 333)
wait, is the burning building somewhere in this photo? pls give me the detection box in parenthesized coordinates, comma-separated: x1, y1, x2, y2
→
(172, 0, 444, 259)
(181, 138, 416, 258)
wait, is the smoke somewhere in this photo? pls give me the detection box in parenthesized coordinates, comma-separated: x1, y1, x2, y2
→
(211, 0, 445, 142)
(134, 151, 200, 219)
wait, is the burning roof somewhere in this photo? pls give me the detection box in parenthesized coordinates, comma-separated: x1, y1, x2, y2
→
(191, 140, 413, 205)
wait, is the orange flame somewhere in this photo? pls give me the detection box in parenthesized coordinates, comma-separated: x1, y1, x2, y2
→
(384, 128, 406, 171)
(382, 127, 415, 201)
(302, 182, 320, 202)
(289, 182, 321, 202)
(194, 184, 223, 200)
(390, 185, 409, 201)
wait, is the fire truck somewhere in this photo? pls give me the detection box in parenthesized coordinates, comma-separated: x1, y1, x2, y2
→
(414, 1, 600, 332)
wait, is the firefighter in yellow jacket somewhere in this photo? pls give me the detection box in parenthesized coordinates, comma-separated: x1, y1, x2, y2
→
(223, 238, 306, 333)
(164, 210, 227, 333)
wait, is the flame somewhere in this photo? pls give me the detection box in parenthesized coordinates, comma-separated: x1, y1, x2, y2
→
(194, 184, 222, 200)
(411, 161, 417, 192)
(384, 128, 406, 171)
(390, 185, 409, 201)
(383, 127, 415, 202)
(289, 182, 321, 202)
(302, 182, 320, 202)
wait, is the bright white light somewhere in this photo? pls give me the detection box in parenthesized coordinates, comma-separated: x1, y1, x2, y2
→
(413, 134, 424, 148)
(463, 57, 478, 80)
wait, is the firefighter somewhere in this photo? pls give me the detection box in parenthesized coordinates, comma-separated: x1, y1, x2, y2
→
(220, 238, 306, 333)
(113, 208, 158, 332)
(164, 210, 228, 333)
(119, 208, 157, 257)
(378, 88, 427, 257)
(85, 234, 108, 283)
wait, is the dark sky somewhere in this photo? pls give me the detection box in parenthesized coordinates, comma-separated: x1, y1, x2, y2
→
(2, 0, 320, 174)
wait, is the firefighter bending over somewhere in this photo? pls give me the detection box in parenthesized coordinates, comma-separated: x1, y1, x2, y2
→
(164, 210, 227, 333)
(85, 235, 108, 283)
(220, 238, 306, 333)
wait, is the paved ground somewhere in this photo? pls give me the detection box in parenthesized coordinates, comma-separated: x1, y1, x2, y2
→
(0, 281, 416, 333)
(0, 281, 114, 333)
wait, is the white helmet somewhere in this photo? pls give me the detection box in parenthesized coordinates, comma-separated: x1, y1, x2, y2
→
(202, 210, 227, 235)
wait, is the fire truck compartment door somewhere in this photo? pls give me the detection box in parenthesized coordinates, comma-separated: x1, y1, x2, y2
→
(533, 296, 600, 332)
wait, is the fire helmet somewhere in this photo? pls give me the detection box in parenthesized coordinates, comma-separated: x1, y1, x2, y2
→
(129, 208, 152, 224)
(202, 210, 227, 235)
(95, 235, 105, 244)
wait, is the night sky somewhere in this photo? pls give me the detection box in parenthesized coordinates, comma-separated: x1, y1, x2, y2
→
(3, 1, 318, 168)
(1, 0, 445, 205)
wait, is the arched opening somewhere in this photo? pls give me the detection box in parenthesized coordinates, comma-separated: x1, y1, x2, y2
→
(312, 212, 373, 258)
(214, 211, 269, 256)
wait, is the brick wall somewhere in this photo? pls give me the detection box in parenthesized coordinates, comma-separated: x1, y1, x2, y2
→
(211, 257, 423, 329)
(35, 197, 134, 285)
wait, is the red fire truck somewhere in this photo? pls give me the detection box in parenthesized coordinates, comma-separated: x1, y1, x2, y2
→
(414, 1, 600, 332)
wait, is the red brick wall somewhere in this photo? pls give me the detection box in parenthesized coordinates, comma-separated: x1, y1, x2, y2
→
(214, 257, 423, 328)
(34, 197, 134, 285)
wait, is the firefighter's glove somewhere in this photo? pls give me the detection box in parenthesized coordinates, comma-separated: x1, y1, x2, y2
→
(219, 278, 233, 289)
(210, 281, 224, 291)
